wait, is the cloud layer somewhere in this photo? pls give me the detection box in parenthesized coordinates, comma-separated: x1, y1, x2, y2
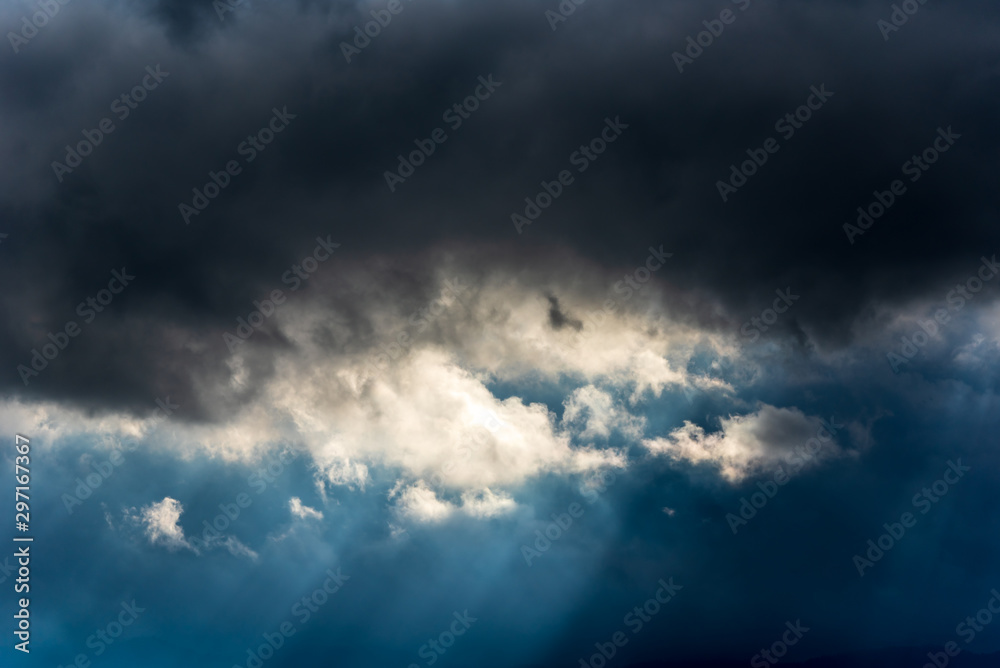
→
(2, 0, 1000, 666)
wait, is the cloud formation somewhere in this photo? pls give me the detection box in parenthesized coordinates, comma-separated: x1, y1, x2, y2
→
(644, 405, 847, 483)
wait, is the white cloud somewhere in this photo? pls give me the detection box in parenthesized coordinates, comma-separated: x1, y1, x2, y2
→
(644, 404, 842, 483)
(319, 457, 370, 491)
(135, 497, 193, 552)
(561, 385, 646, 441)
(289, 497, 323, 521)
(1, 260, 738, 515)
(391, 481, 455, 524)
(127, 496, 257, 559)
(460, 488, 518, 519)
(269, 346, 627, 492)
(389, 481, 519, 524)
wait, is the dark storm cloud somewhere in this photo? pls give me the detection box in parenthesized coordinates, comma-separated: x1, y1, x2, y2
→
(0, 0, 998, 412)
(4, 2, 1000, 667)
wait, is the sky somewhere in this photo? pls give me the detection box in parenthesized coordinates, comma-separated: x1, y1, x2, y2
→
(1, 0, 1000, 666)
